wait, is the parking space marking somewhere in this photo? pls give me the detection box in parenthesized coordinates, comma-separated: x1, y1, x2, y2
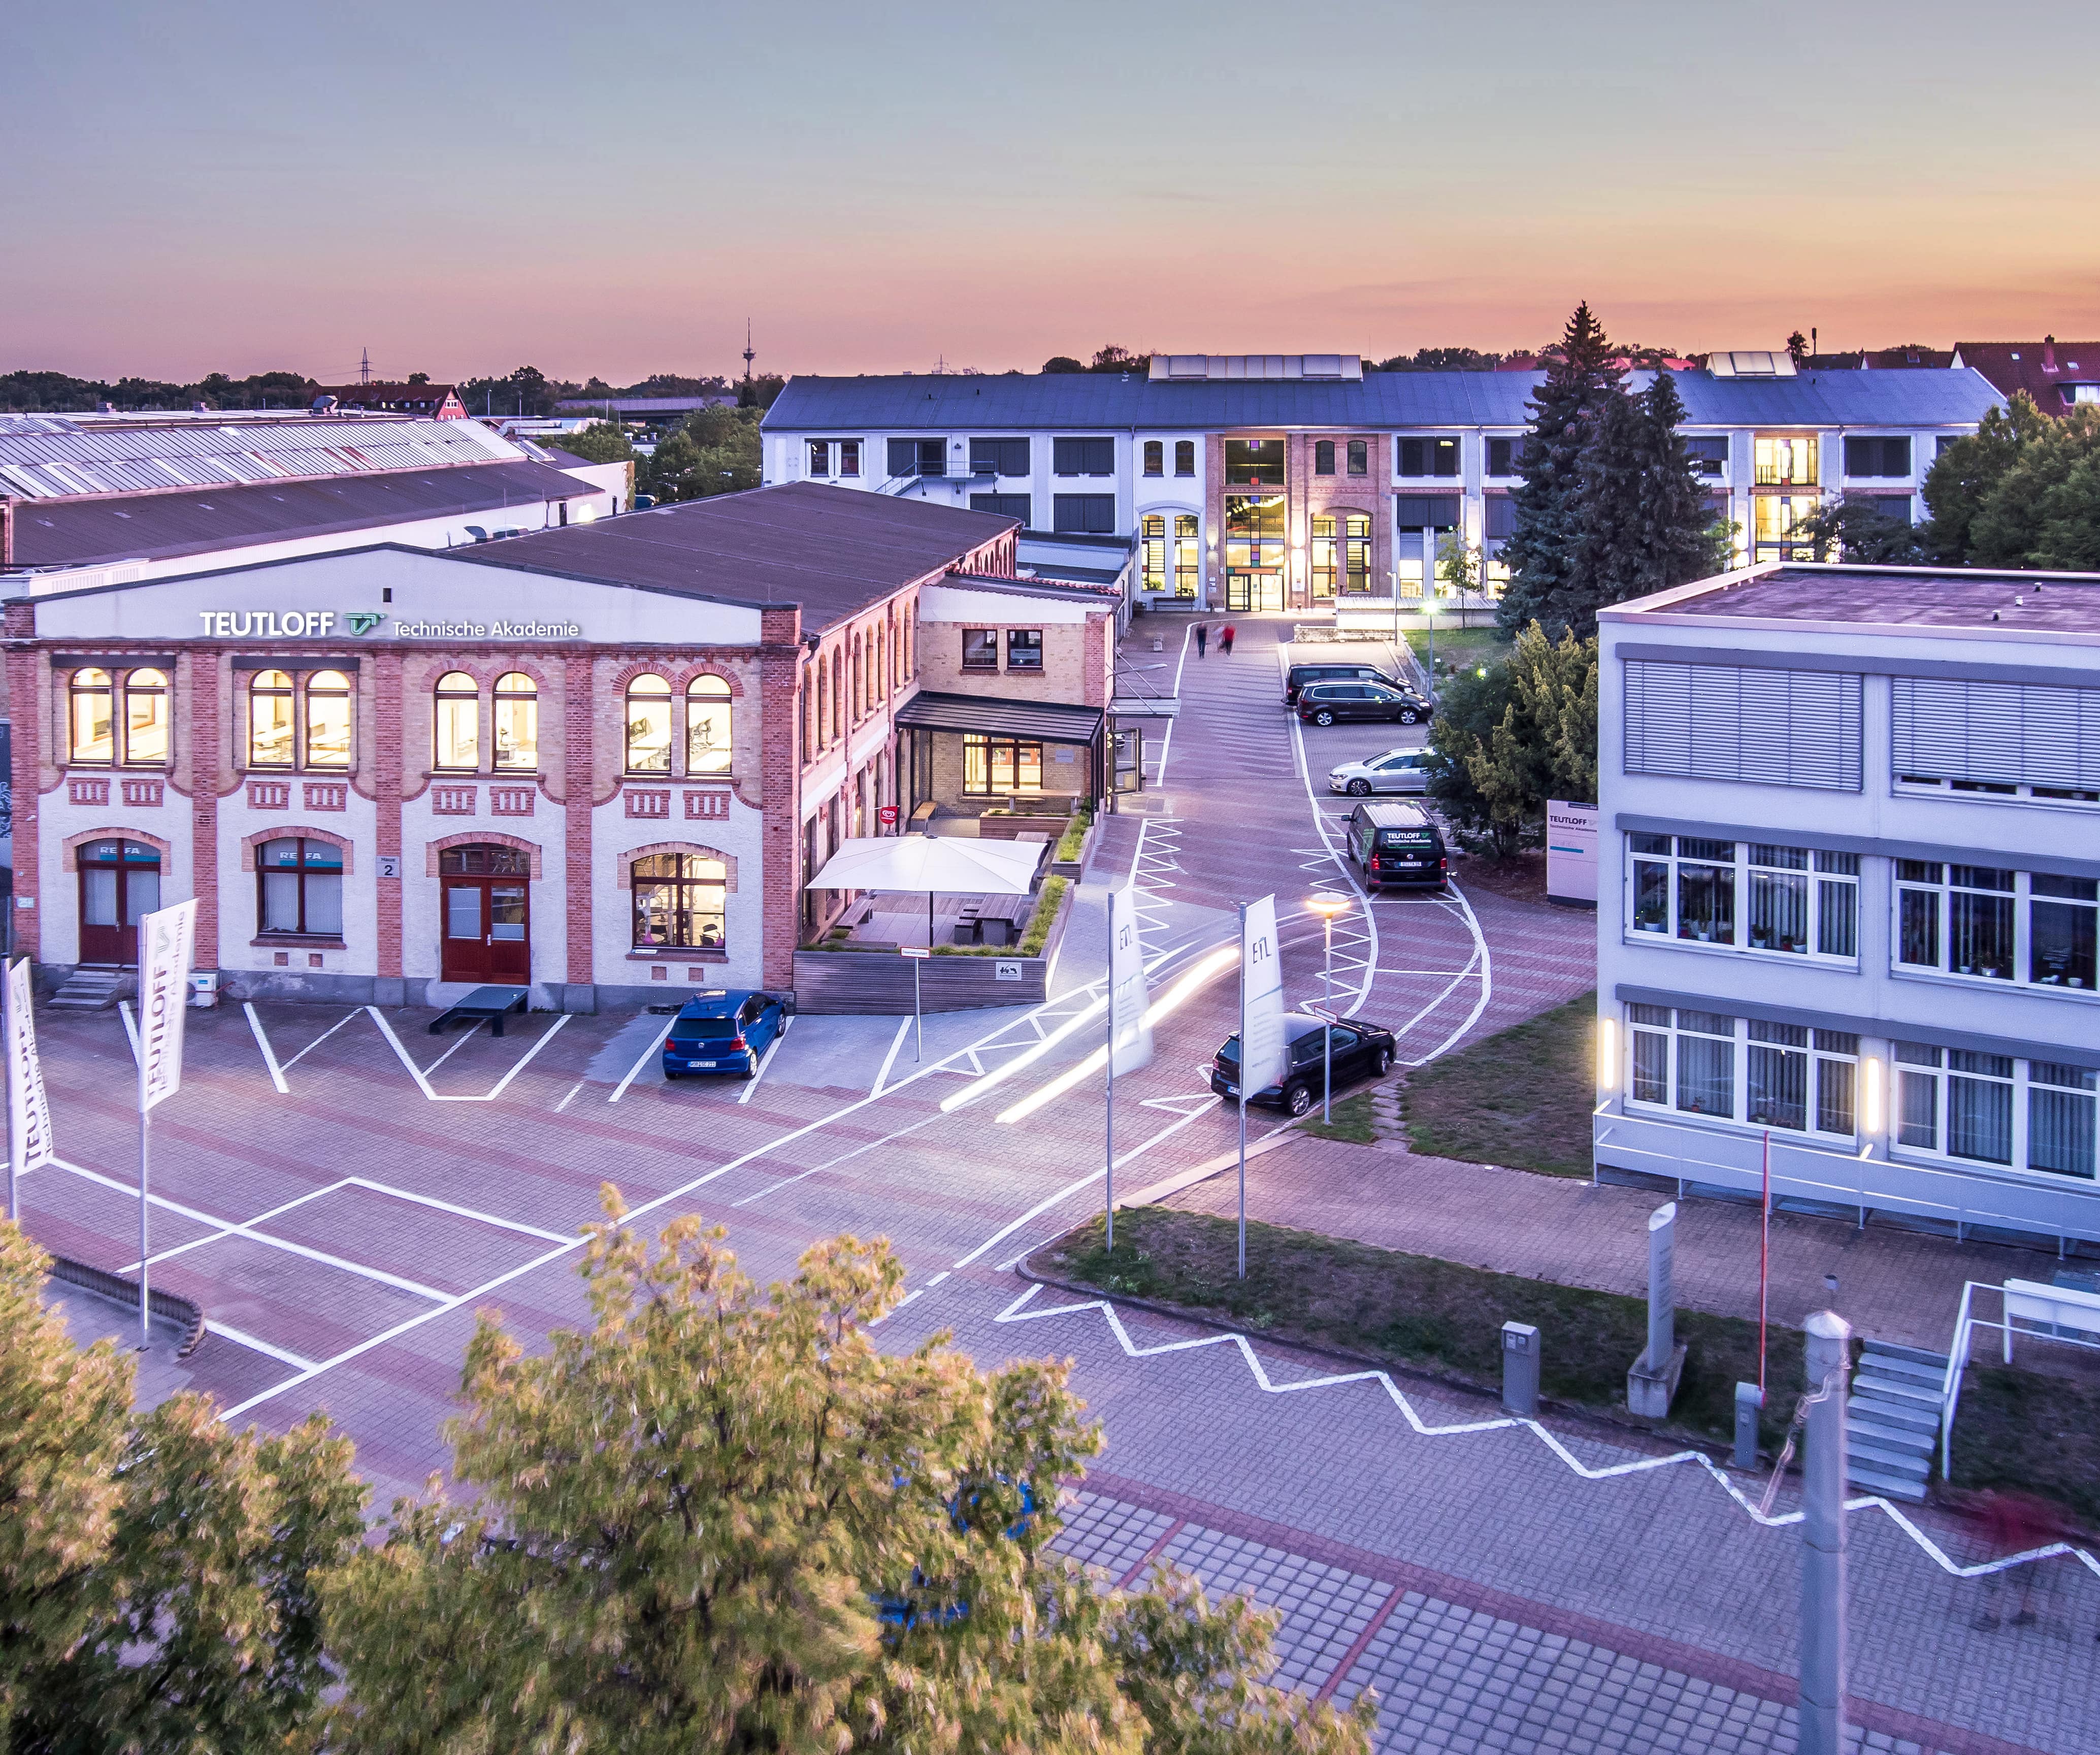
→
(344, 1176, 573, 1244)
(244, 1003, 291, 1093)
(276, 1008, 364, 1071)
(607, 1017, 675, 1102)
(206, 1322, 319, 1372)
(735, 1018, 791, 1105)
(244, 1003, 572, 1102)
(871, 1016, 912, 1096)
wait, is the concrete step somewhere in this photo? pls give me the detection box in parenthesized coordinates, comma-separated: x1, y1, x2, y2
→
(48, 970, 127, 1011)
(1847, 1435, 1930, 1479)
(1857, 1348, 1947, 1387)
(1847, 1408, 1936, 1453)
(1849, 1389, 1940, 1434)
(1846, 1461, 1928, 1503)
(1860, 1339, 1951, 1371)
(1851, 1369, 1943, 1408)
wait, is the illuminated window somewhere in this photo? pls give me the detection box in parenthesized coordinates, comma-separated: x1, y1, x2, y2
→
(1310, 516, 1337, 599)
(1754, 436, 1818, 485)
(1344, 512, 1372, 594)
(963, 734, 1043, 795)
(303, 669, 351, 770)
(1173, 513, 1200, 597)
(250, 669, 297, 769)
(625, 673, 673, 772)
(632, 852, 726, 950)
(1141, 514, 1166, 592)
(687, 675, 732, 773)
(121, 669, 170, 767)
(434, 672, 479, 770)
(493, 672, 538, 771)
(68, 668, 114, 765)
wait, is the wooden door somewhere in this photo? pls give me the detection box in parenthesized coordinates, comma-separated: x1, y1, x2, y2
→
(441, 880, 490, 983)
(77, 839, 160, 966)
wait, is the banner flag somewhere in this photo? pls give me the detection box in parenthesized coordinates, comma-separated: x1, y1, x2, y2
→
(1239, 894, 1288, 1095)
(7, 957, 55, 1180)
(1108, 886, 1153, 1076)
(137, 899, 198, 1114)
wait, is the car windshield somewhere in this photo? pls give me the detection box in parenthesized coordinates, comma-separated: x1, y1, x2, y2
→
(1216, 1034, 1240, 1066)
(669, 1016, 738, 1041)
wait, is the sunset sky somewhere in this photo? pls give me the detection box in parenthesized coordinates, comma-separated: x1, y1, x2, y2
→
(7, 1, 2098, 384)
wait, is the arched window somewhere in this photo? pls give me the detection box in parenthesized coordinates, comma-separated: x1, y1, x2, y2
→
(1140, 514, 1166, 593)
(1344, 511, 1372, 594)
(250, 669, 296, 768)
(257, 837, 344, 936)
(875, 627, 886, 700)
(1315, 439, 1336, 476)
(68, 668, 114, 765)
(494, 672, 538, 770)
(631, 852, 727, 950)
(852, 636, 864, 721)
(305, 669, 352, 769)
(626, 673, 672, 772)
(830, 651, 843, 741)
(686, 675, 732, 773)
(121, 669, 170, 767)
(1143, 439, 1163, 476)
(435, 671, 479, 770)
(815, 664, 829, 750)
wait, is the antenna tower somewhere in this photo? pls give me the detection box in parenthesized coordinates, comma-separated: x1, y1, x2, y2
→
(742, 321, 755, 383)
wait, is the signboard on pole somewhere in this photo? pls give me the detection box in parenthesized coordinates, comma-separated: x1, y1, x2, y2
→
(1238, 894, 1287, 1094)
(137, 899, 199, 1112)
(1546, 801, 1599, 907)
(6, 957, 53, 1219)
(1108, 886, 1152, 1076)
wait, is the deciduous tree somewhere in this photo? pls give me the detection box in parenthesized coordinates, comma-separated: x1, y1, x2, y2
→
(1426, 623, 1597, 858)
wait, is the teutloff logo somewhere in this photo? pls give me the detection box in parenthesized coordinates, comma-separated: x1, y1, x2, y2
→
(345, 612, 386, 635)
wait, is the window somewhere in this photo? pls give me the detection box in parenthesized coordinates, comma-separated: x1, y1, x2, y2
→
(1843, 436, 1911, 478)
(631, 852, 726, 951)
(1314, 440, 1336, 476)
(434, 671, 478, 770)
(1682, 436, 1729, 479)
(839, 439, 861, 477)
(1898, 1045, 2096, 1179)
(1486, 436, 1528, 476)
(1053, 494, 1117, 534)
(1753, 436, 1818, 485)
(1485, 496, 1517, 540)
(1006, 630, 1043, 671)
(1347, 439, 1368, 476)
(625, 674, 673, 772)
(1751, 494, 1820, 560)
(1223, 494, 1286, 573)
(962, 629, 999, 671)
(1143, 440, 1164, 476)
(1890, 677, 2100, 799)
(257, 837, 343, 937)
(963, 734, 1043, 795)
(1397, 437, 1459, 477)
(1141, 514, 1166, 592)
(1675, 1009, 1735, 1116)
(851, 637, 864, 722)
(970, 437, 1030, 476)
(251, 669, 298, 769)
(1223, 438, 1286, 486)
(1344, 512, 1371, 594)
(1896, 862, 2096, 991)
(1052, 437, 1114, 476)
(1310, 516, 1336, 599)
(1173, 513, 1200, 598)
(1622, 660, 1863, 791)
(887, 438, 946, 478)
(304, 669, 352, 769)
(121, 669, 169, 766)
(969, 492, 1033, 523)
(1627, 835, 1859, 960)
(1742, 1021, 1859, 1136)
(2033, 874, 2098, 990)
(1174, 440, 1195, 477)
(807, 440, 831, 477)
(2031, 1063, 2099, 1179)
(687, 675, 732, 773)
(1394, 495, 1458, 532)
(68, 668, 115, 765)
(493, 672, 537, 771)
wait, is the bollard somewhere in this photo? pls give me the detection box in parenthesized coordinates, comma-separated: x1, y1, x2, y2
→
(1734, 1381, 1763, 1472)
(1800, 1310, 1852, 1755)
(1501, 1321, 1539, 1418)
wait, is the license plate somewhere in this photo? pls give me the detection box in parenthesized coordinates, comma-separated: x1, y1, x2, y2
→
(691, 1060, 717, 1069)
(1221, 1082, 1239, 1095)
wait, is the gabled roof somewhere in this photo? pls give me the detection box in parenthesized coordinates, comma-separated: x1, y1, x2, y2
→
(1950, 341, 2100, 416)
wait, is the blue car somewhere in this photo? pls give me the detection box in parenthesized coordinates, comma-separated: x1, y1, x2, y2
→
(661, 989, 790, 1080)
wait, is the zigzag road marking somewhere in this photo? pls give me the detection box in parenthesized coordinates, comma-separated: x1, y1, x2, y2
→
(994, 1284, 2100, 1584)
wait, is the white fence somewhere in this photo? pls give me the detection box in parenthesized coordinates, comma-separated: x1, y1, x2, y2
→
(1941, 1278, 2100, 1473)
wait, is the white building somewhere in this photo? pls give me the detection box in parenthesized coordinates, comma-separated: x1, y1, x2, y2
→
(1593, 562, 2100, 1251)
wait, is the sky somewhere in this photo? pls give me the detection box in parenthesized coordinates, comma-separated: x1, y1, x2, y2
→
(6, 1, 2099, 384)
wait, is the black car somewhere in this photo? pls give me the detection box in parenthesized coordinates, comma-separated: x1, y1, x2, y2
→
(1209, 1012, 1398, 1116)
(1285, 662, 1398, 705)
(1296, 679, 1432, 727)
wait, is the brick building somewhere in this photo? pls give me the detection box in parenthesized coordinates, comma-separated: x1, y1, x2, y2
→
(6, 484, 1104, 1008)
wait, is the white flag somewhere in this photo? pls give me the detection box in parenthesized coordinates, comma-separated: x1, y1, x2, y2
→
(7, 957, 54, 1176)
(1108, 885, 1152, 1076)
(137, 899, 199, 1114)
(1238, 894, 1289, 1095)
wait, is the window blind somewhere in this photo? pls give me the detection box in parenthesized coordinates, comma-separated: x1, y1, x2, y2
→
(1625, 661, 1862, 791)
(1891, 677, 2100, 789)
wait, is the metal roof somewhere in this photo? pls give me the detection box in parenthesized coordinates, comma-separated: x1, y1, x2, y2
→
(0, 413, 527, 499)
(1654, 564, 2100, 634)
(765, 367, 2004, 435)
(893, 689, 1104, 743)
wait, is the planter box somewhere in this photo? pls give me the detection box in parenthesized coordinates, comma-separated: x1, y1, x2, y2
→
(792, 950, 1047, 1014)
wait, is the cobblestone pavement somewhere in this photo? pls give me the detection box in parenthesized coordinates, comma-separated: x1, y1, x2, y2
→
(16, 614, 2094, 1751)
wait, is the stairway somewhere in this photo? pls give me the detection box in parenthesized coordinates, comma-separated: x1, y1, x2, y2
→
(47, 967, 129, 1011)
(1845, 1339, 1949, 1503)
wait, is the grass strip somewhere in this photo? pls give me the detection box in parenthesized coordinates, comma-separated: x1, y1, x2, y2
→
(1948, 1366, 2100, 1530)
(1037, 1206, 1809, 1450)
(1298, 1089, 1380, 1145)
(1402, 992, 1596, 1178)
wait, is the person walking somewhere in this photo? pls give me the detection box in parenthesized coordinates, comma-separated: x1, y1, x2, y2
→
(1220, 623, 1236, 655)
(1195, 623, 1208, 658)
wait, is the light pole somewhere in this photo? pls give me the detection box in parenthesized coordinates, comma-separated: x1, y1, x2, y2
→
(1307, 893, 1351, 1123)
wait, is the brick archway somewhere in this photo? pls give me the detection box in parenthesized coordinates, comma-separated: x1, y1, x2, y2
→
(616, 841, 738, 892)
(423, 830, 544, 879)
(240, 825, 354, 874)
(60, 826, 173, 873)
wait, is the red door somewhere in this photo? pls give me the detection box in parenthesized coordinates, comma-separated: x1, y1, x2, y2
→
(77, 839, 161, 966)
(438, 846, 531, 984)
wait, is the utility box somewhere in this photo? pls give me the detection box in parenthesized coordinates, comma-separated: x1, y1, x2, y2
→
(1501, 1321, 1540, 1418)
(1734, 1381, 1764, 1471)
(187, 971, 220, 1010)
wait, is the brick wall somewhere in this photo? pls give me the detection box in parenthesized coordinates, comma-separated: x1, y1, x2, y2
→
(6, 602, 38, 958)
(375, 652, 404, 979)
(188, 649, 222, 964)
(757, 605, 802, 988)
(564, 650, 594, 985)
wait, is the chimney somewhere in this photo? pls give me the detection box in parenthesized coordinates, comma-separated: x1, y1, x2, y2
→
(2043, 335, 2058, 372)
(2, 497, 14, 569)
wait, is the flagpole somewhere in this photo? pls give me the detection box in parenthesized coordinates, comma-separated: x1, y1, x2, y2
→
(1237, 900, 1248, 1281)
(5, 965, 16, 1224)
(1105, 941, 1115, 1255)
(138, 1035, 151, 1349)
(1758, 1128, 1772, 1392)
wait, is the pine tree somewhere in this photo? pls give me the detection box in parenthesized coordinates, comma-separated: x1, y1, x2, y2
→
(1496, 302, 1623, 636)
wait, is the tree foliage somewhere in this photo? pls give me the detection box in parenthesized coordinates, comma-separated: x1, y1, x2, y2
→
(1426, 623, 1597, 858)
(1371, 347, 1503, 372)
(1800, 495, 1925, 565)
(324, 1191, 1375, 1755)
(552, 421, 636, 466)
(1, 1222, 366, 1754)
(459, 365, 565, 419)
(1921, 395, 2100, 569)
(645, 405, 763, 502)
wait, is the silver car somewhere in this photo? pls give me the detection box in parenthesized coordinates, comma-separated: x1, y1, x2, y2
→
(1328, 748, 1432, 796)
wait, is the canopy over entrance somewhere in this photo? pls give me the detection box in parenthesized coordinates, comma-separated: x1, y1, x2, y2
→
(805, 832, 1041, 896)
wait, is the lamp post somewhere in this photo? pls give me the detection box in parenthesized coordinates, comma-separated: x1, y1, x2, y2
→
(1306, 893, 1352, 1123)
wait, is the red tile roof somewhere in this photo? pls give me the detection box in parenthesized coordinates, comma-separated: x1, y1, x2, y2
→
(1950, 340, 2100, 416)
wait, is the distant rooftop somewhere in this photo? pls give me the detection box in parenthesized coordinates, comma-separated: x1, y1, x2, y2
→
(1147, 354, 1363, 382)
(1616, 563, 2100, 635)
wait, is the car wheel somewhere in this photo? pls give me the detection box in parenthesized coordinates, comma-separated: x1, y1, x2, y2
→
(1285, 1082, 1313, 1117)
(1374, 1047, 1393, 1076)
(1347, 778, 1371, 796)
(1314, 710, 1335, 726)
(1400, 707, 1420, 725)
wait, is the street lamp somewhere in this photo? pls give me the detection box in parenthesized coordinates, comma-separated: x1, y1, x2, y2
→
(1306, 892, 1352, 1122)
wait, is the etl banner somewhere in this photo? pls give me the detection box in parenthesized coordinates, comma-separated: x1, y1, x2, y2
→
(7, 957, 54, 1218)
(1546, 801, 1600, 907)
(1108, 886, 1153, 1076)
(1239, 894, 1288, 1095)
(137, 899, 199, 1112)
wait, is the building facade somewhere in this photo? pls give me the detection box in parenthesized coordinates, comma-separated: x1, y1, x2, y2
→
(1593, 563, 2100, 1250)
(6, 485, 1102, 1007)
(762, 354, 2004, 613)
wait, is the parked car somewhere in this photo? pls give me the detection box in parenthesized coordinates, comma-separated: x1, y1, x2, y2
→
(1209, 1013, 1399, 1116)
(1344, 800, 1449, 890)
(661, 989, 790, 1080)
(1329, 746, 1433, 796)
(1296, 679, 1432, 727)
(1285, 661, 1399, 705)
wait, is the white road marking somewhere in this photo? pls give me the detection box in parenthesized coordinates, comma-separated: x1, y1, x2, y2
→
(118, 1000, 140, 1065)
(205, 1322, 319, 1371)
(871, 1016, 912, 1096)
(608, 1018, 675, 1102)
(244, 1003, 290, 1094)
(554, 1080, 585, 1113)
(344, 1176, 573, 1244)
(735, 1023, 788, 1105)
(278, 1009, 363, 1071)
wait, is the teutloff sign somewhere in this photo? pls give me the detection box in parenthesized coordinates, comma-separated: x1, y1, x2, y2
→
(1238, 894, 1288, 1094)
(1108, 886, 1153, 1076)
(1546, 801, 1599, 905)
(137, 899, 198, 1113)
(7, 957, 55, 1185)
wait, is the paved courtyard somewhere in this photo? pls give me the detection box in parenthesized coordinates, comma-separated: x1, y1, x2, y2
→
(20, 615, 2097, 1753)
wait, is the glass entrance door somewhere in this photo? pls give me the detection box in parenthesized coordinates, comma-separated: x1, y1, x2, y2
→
(1226, 569, 1284, 612)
